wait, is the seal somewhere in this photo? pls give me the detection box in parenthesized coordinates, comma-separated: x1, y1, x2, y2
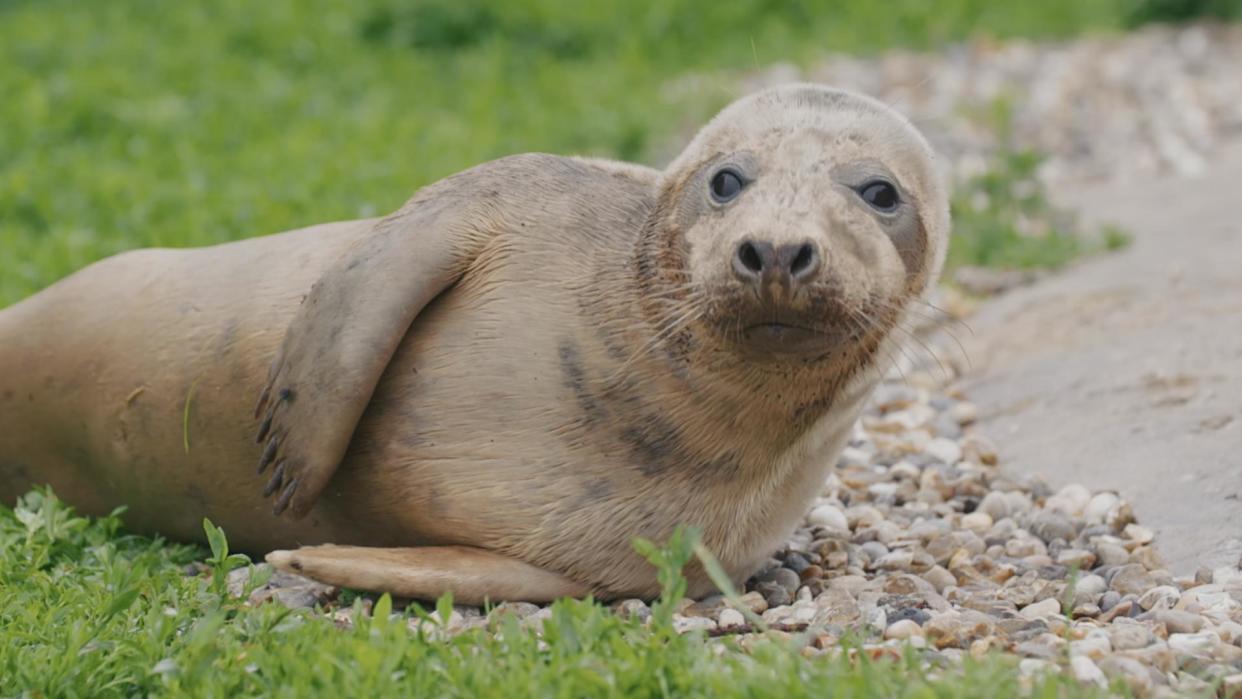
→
(0, 84, 949, 603)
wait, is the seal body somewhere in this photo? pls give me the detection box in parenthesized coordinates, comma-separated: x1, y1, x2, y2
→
(0, 85, 948, 602)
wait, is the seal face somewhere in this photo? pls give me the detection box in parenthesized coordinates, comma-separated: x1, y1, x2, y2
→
(636, 85, 946, 392)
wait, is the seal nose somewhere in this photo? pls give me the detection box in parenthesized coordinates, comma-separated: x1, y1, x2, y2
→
(733, 240, 821, 293)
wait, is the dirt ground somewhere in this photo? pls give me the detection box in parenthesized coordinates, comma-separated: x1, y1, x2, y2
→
(951, 142, 1242, 575)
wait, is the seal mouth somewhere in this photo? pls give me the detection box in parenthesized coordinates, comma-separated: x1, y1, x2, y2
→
(740, 322, 837, 356)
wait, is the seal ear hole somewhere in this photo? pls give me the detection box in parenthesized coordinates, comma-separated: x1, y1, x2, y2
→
(858, 179, 899, 213)
(710, 168, 746, 203)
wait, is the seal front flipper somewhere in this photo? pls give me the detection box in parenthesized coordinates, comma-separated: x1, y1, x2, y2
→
(265, 545, 592, 604)
(254, 153, 589, 518)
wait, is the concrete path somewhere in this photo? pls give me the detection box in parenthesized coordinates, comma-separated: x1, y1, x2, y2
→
(951, 143, 1242, 575)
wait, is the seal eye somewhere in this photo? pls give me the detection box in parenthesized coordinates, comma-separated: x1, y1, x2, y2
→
(710, 169, 745, 203)
(859, 180, 899, 213)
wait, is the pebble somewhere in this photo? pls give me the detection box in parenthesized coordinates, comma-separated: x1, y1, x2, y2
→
(884, 619, 925, 641)
(1137, 585, 1180, 611)
(1095, 541, 1131, 567)
(807, 504, 849, 532)
(1154, 609, 1204, 635)
(718, 608, 746, 628)
(1097, 655, 1154, 696)
(1029, 511, 1077, 544)
(1056, 548, 1096, 570)
(976, 491, 1011, 521)
(1070, 655, 1108, 688)
(1168, 632, 1217, 657)
(1110, 565, 1157, 596)
(672, 615, 717, 634)
(960, 512, 992, 535)
(925, 438, 962, 465)
(1124, 524, 1155, 545)
(1107, 623, 1152, 650)
(1083, 492, 1120, 525)
(1019, 598, 1062, 621)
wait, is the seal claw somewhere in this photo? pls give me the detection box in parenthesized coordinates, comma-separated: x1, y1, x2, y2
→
(257, 436, 279, 473)
(263, 462, 285, 497)
(273, 478, 298, 515)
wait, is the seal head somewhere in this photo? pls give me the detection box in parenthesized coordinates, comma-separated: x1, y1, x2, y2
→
(638, 84, 948, 371)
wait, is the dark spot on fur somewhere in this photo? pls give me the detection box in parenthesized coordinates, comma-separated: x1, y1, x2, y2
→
(558, 340, 605, 425)
(619, 416, 681, 477)
(583, 477, 612, 502)
(1, 389, 12, 402)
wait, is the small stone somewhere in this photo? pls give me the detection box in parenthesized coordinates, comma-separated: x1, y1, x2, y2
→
(1168, 632, 1218, 657)
(611, 599, 651, 622)
(925, 438, 962, 465)
(1071, 603, 1100, 618)
(1107, 623, 1152, 650)
(949, 401, 977, 425)
(756, 582, 791, 608)
(1070, 655, 1107, 687)
(1083, 492, 1121, 525)
(1057, 548, 1097, 570)
(977, 491, 1011, 521)
(754, 567, 801, 595)
(732, 591, 768, 615)
(718, 608, 746, 628)
(1131, 546, 1165, 571)
(1138, 585, 1180, 611)
(885, 619, 925, 640)
(807, 504, 849, 532)
(922, 565, 956, 593)
(1123, 524, 1155, 545)
(1154, 609, 1204, 634)
(1110, 564, 1157, 596)
(1070, 630, 1112, 659)
(1095, 542, 1131, 567)
(1005, 537, 1046, 558)
(961, 435, 998, 465)
(1004, 491, 1033, 514)
(1029, 510, 1077, 544)
(846, 505, 884, 530)
(672, 614, 716, 634)
(1020, 598, 1063, 620)
(1099, 590, 1122, 612)
(783, 552, 811, 574)
(961, 512, 993, 535)
(1098, 655, 1154, 696)
(875, 550, 916, 573)
(1049, 484, 1092, 517)
(1075, 574, 1108, 600)
(1019, 658, 1055, 677)
(489, 601, 541, 620)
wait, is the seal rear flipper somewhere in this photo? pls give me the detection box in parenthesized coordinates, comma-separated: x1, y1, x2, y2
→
(265, 544, 591, 605)
(254, 153, 583, 519)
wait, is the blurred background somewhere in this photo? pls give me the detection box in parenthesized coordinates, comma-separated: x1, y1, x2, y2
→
(2, 0, 1239, 307)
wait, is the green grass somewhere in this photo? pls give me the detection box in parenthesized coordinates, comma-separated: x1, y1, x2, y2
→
(1, 489, 1124, 698)
(0, 0, 1142, 307)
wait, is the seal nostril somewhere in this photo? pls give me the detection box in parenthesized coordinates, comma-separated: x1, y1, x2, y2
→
(789, 243, 816, 278)
(736, 241, 764, 277)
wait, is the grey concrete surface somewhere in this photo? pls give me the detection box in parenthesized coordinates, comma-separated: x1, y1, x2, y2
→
(951, 143, 1242, 575)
